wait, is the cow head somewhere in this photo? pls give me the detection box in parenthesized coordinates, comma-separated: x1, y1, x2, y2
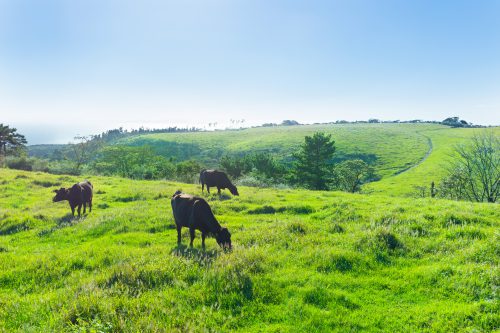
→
(216, 227, 232, 250)
(53, 188, 70, 202)
(228, 184, 239, 196)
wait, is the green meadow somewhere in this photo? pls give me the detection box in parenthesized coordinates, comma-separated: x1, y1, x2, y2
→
(0, 168, 498, 332)
(119, 124, 499, 195)
(366, 126, 500, 196)
(119, 123, 438, 179)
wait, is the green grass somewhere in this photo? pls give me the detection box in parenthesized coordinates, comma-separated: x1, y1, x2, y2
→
(119, 123, 440, 179)
(0, 168, 498, 332)
(366, 126, 500, 197)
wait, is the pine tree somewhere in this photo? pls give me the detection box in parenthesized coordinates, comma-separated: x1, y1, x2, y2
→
(292, 132, 335, 190)
(0, 124, 27, 161)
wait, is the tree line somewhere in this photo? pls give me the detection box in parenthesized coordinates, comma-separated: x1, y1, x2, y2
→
(2, 122, 498, 201)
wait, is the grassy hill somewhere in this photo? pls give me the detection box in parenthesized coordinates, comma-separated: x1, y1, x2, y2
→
(0, 168, 498, 332)
(366, 126, 500, 197)
(119, 123, 441, 179)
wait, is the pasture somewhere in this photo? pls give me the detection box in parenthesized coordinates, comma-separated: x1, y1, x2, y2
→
(366, 126, 500, 196)
(0, 168, 498, 332)
(118, 123, 438, 179)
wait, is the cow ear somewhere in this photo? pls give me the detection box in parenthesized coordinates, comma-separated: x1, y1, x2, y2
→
(53, 189, 59, 193)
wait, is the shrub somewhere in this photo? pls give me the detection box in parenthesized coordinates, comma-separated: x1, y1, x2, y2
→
(32, 159, 50, 172)
(5, 156, 33, 171)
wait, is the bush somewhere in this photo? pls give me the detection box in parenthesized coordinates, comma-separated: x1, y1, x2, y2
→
(5, 156, 34, 171)
(236, 175, 270, 187)
(48, 160, 81, 175)
(32, 158, 50, 172)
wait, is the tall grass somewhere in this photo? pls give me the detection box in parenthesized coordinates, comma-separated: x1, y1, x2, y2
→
(0, 168, 498, 331)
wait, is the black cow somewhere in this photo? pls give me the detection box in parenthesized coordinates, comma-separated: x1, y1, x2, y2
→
(53, 180, 93, 217)
(171, 191, 232, 249)
(199, 169, 239, 196)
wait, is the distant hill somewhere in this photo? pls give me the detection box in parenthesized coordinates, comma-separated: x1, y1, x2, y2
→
(27, 144, 67, 159)
(26, 123, 499, 198)
(118, 123, 443, 179)
(366, 126, 500, 196)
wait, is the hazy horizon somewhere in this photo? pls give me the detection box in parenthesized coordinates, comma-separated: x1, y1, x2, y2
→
(12, 117, 498, 146)
(2, 1, 499, 144)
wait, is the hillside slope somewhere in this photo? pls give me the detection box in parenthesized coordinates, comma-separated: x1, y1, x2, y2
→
(0, 168, 498, 332)
(119, 123, 440, 179)
(365, 126, 500, 197)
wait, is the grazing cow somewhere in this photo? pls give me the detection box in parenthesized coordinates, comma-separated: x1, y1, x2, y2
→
(171, 191, 232, 249)
(53, 180, 93, 217)
(199, 169, 239, 196)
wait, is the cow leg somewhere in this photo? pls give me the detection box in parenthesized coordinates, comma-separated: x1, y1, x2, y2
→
(89, 199, 92, 212)
(201, 232, 206, 250)
(83, 202, 87, 214)
(189, 228, 195, 247)
(202, 183, 205, 193)
(206, 186, 210, 194)
(71, 204, 75, 216)
(217, 187, 221, 195)
(77, 204, 82, 217)
(177, 226, 182, 245)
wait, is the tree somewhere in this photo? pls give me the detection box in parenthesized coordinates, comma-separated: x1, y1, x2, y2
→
(439, 132, 499, 203)
(335, 159, 374, 193)
(291, 132, 336, 190)
(220, 154, 252, 178)
(92, 145, 175, 179)
(281, 120, 300, 126)
(442, 117, 470, 128)
(67, 136, 103, 174)
(0, 124, 27, 164)
(249, 152, 286, 181)
(176, 160, 202, 183)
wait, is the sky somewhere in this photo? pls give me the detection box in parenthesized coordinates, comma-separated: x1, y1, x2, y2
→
(0, 0, 499, 144)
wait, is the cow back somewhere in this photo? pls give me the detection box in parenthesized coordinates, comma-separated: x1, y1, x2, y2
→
(171, 193, 221, 233)
(68, 184, 84, 205)
(201, 170, 231, 187)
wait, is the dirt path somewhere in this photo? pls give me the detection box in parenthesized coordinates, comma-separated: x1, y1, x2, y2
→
(393, 131, 433, 176)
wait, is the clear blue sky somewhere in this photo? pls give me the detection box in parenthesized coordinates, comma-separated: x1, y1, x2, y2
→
(0, 0, 499, 143)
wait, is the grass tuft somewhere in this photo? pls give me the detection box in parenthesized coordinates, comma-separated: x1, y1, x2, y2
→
(330, 223, 345, 233)
(288, 222, 307, 235)
(248, 205, 276, 214)
(32, 180, 61, 187)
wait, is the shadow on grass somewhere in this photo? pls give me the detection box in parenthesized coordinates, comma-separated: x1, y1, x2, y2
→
(205, 193, 233, 202)
(170, 244, 219, 265)
(38, 214, 85, 237)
